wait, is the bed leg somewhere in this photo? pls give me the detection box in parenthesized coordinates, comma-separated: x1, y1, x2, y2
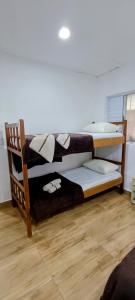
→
(119, 183, 124, 194)
(26, 215, 32, 238)
(12, 198, 17, 208)
(92, 150, 95, 159)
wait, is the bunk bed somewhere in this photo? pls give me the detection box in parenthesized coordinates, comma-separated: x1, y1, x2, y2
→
(5, 120, 127, 237)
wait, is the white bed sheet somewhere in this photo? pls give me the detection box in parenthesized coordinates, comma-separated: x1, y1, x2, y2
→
(60, 167, 121, 191)
(79, 132, 123, 140)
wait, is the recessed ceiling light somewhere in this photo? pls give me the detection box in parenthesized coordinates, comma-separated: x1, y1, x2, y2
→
(58, 27, 71, 40)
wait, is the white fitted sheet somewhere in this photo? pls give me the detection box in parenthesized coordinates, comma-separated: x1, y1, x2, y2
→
(60, 167, 121, 191)
(79, 132, 123, 140)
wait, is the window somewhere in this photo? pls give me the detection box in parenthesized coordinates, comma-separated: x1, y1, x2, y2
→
(107, 93, 135, 142)
(126, 94, 135, 142)
(107, 96, 124, 122)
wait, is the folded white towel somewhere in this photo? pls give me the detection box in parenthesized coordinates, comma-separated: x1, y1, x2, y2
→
(29, 134, 55, 163)
(43, 178, 62, 193)
(43, 182, 52, 192)
(51, 178, 61, 188)
(29, 133, 71, 163)
(55, 183, 61, 189)
(56, 134, 70, 150)
(43, 183, 56, 193)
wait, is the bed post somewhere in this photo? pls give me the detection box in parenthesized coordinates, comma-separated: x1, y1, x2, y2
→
(19, 119, 32, 237)
(5, 123, 17, 208)
(119, 120, 127, 194)
(92, 149, 95, 159)
(5, 119, 32, 237)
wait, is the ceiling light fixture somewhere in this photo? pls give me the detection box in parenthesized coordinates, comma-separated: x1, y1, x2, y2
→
(58, 27, 71, 40)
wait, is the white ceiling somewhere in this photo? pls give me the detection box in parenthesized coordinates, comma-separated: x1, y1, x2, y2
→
(0, 0, 135, 76)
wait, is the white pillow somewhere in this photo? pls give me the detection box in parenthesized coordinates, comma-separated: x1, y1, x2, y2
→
(83, 159, 119, 174)
(83, 122, 118, 133)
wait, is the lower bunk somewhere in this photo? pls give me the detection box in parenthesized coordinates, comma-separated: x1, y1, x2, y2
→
(27, 167, 122, 223)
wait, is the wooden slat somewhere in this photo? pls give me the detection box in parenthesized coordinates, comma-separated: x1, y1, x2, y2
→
(94, 137, 124, 148)
(16, 126, 20, 150)
(5, 123, 19, 128)
(7, 147, 22, 157)
(12, 192, 27, 219)
(84, 177, 122, 198)
(8, 135, 19, 139)
(10, 173, 24, 193)
(111, 121, 126, 125)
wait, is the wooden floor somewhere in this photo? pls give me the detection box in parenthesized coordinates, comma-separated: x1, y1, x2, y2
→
(0, 190, 135, 300)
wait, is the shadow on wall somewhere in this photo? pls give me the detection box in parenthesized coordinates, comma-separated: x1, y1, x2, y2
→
(0, 128, 12, 202)
(0, 143, 11, 202)
(0, 130, 4, 146)
(126, 110, 135, 142)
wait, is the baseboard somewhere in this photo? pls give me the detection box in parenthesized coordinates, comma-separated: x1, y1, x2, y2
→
(0, 200, 12, 208)
(124, 190, 131, 196)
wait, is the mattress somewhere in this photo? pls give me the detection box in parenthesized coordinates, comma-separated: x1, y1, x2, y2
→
(60, 167, 121, 191)
(79, 132, 123, 140)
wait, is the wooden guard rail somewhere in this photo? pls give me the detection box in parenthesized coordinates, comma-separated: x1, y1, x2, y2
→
(5, 120, 32, 237)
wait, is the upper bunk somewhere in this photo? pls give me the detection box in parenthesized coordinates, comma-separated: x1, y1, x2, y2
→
(5, 120, 127, 172)
(88, 120, 126, 148)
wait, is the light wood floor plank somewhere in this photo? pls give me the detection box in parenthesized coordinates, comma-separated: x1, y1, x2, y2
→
(0, 191, 134, 300)
(18, 279, 64, 300)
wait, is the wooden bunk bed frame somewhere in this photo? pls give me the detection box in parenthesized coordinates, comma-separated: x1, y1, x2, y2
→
(5, 120, 127, 237)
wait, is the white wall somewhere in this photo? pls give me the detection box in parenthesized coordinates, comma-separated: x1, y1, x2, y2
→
(0, 52, 104, 203)
(1, 53, 134, 201)
(97, 63, 135, 191)
(97, 63, 135, 118)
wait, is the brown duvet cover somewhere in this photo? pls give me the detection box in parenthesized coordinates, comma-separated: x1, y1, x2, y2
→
(101, 247, 135, 300)
(14, 133, 93, 172)
(26, 172, 84, 222)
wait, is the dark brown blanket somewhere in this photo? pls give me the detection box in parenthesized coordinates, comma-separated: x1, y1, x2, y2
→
(13, 133, 93, 172)
(27, 172, 84, 222)
(101, 247, 135, 300)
